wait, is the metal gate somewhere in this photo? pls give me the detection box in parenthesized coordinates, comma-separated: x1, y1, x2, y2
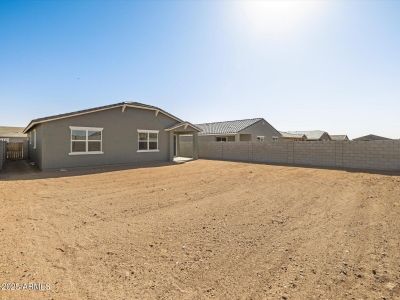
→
(6, 142, 24, 160)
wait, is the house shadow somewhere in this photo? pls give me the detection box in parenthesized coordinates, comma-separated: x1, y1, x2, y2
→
(0, 160, 182, 181)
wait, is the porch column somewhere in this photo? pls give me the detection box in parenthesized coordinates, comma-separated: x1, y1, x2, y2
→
(169, 132, 174, 161)
(192, 132, 199, 160)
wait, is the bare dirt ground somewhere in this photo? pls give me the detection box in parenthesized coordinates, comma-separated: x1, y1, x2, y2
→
(0, 160, 399, 300)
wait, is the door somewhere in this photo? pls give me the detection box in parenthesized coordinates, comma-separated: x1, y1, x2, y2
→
(6, 142, 24, 160)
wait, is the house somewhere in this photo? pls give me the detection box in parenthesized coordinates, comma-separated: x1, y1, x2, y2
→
(353, 134, 392, 141)
(0, 126, 27, 143)
(286, 130, 331, 141)
(279, 131, 307, 141)
(330, 135, 349, 141)
(23, 102, 201, 170)
(194, 118, 282, 142)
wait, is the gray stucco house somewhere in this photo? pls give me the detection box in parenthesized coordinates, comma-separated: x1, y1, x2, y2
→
(177, 118, 281, 157)
(23, 102, 200, 170)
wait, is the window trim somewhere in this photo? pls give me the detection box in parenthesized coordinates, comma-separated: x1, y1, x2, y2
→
(69, 126, 104, 155)
(137, 129, 159, 152)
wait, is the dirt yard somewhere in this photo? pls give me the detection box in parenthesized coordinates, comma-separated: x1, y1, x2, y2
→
(0, 160, 399, 300)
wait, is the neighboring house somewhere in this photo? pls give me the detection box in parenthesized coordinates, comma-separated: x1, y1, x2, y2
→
(286, 130, 331, 141)
(23, 102, 201, 170)
(194, 118, 282, 142)
(0, 126, 27, 143)
(353, 134, 392, 141)
(279, 131, 307, 141)
(330, 135, 350, 141)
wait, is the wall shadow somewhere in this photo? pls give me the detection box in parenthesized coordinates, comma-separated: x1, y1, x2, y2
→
(0, 160, 179, 181)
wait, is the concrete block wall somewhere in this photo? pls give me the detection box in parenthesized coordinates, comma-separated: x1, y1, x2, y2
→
(0, 141, 6, 170)
(197, 140, 400, 171)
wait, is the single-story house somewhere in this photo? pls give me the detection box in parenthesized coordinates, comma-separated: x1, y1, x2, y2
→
(279, 131, 307, 141)
(194, 118, 282, 142)
(23, 102, 201, 170)
(330, 135, 349, 141)
(285, 130, 331, 141)
(353, 134, 392, 141)
(0, 126, 28, 143)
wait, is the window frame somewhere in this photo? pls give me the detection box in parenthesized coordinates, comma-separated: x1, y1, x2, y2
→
(256, 136, 265, 142)
(69, 126, 104, 155)
(216, 136, 227, 142)
(137, 129, 159, 152)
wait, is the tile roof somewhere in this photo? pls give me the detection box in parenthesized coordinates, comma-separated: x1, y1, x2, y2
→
(286, 130, 330, 140)
(330, 135, 349, 141)
(24, 102, 183, 133)
(279, 131, 306, 139)
(353, 134, 392, 141)
(196, 118, 263, 135)
(0, 126, 27, 138)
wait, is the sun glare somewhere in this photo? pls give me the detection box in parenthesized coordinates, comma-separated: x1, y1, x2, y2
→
(234, 0, 326, 38)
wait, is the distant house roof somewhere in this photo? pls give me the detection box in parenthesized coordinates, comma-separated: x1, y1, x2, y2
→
(353, 134, 392, 141)
(195, 118, 263, 135)
(286, 130, 331, 141)
(23, 102, 183, 133)
(279, 131, 307, 139)
(0, 126, 27, 138)
(330, 135, 349, 141)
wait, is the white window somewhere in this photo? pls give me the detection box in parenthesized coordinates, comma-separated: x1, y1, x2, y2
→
(256, 136, 265, 142)
(69, 126, 103, 155)
(137, 130, 159, 152)
(33, 129, 36, 149)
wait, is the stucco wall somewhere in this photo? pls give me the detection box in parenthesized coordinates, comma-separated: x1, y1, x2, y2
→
(195, 140, 400, 171)
(27, 107, 179, 170)
(238, 119, 281, 142)
(0, 141, 6, 170)
(28, 124, 44, 169)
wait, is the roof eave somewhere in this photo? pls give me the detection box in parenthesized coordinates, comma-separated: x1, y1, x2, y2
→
(23, 102, 183, 133)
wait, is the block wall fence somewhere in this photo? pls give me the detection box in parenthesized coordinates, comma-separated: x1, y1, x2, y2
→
(180, 140, 400, 171)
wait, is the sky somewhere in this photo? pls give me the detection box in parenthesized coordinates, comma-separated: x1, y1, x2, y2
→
(0, 0, 399, 139)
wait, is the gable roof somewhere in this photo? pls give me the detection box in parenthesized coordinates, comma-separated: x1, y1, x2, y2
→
(165, 122, 202, 132)
(23, 102, 183, 133)
(287, 130, 330, 140)
(353, 134, 392, 141)
(330, 135, 349, 141)
(195, 118, 263, 135)
(0, 126, 27, 138)
(279, 131, 307, 139)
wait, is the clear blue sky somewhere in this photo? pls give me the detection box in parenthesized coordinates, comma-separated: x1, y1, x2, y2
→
(1, 0, 399, 139)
